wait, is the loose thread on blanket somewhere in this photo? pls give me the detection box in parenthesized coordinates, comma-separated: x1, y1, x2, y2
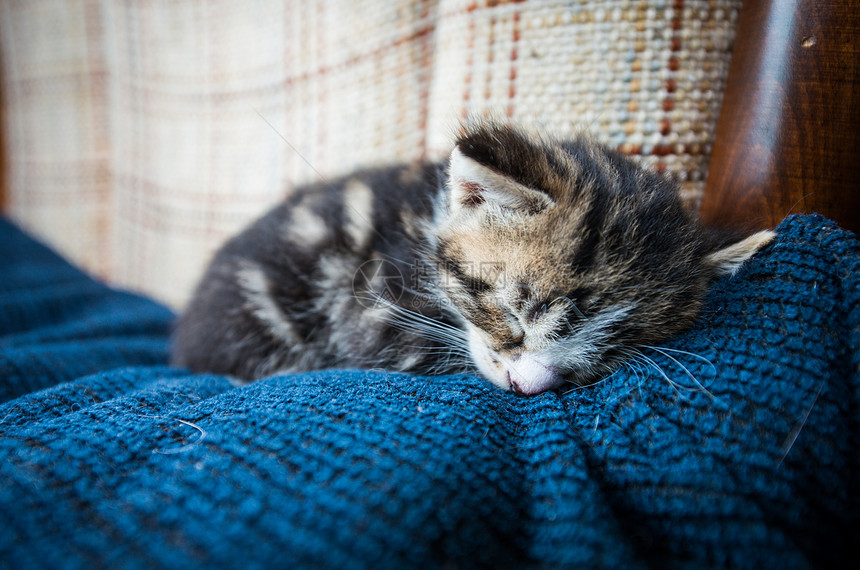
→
(139, 414, 208, 455)
(777, 381, 824, 468)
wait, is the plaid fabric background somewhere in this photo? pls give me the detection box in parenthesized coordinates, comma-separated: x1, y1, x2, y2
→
(0, 0, 742, 308)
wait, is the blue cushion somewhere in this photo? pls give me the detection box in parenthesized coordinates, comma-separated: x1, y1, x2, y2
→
(1, 214, 857, 568)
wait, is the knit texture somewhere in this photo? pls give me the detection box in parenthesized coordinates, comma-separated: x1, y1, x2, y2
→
(0, 214, 857, 568)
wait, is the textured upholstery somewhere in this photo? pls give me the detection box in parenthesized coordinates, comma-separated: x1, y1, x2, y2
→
(1, 214, 857, 568)
(1, 0, 742, 308)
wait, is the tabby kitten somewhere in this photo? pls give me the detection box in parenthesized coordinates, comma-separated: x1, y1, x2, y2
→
(172, 121, 773, 395)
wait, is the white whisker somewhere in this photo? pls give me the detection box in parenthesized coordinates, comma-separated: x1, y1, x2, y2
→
(641, 345, 717, 399)
(628, 349, 682, 395)
(353, 290, 471, 368)
(627, 345, 726, 408)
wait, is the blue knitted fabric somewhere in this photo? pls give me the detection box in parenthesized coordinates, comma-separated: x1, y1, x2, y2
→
(0, 215, 857, 569)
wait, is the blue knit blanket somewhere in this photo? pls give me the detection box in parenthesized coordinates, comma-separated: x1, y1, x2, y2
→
(1, 214, 857, 569)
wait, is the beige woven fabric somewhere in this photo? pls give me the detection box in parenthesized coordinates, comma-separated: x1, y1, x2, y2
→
(1, 0, 742, 308)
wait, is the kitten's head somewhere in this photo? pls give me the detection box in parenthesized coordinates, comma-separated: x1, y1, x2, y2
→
(432, 122, 773, 395)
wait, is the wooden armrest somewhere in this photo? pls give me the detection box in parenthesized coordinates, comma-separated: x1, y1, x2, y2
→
(700, 0, 859, 234)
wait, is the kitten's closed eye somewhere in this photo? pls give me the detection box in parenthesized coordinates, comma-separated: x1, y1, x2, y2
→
(522, 302, 546, 324)
(172, 119, 774, 396)
(446, 261, 492, 296)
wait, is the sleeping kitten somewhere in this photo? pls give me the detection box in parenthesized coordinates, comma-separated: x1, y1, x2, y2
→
(171, 121, 773, 395)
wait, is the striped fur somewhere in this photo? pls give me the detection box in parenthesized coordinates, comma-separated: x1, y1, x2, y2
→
(172, 121, 773, 394)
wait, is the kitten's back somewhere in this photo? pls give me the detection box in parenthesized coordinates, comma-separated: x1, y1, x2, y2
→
(171, 162, 448, 379)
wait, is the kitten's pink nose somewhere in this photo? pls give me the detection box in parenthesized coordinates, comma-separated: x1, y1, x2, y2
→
(508, 376, 529, 396)
(506, 371, 524, 395)
(505, 357, 559, 396)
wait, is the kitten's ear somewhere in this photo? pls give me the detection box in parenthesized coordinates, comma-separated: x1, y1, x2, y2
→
(705, 230, 776, 276)
(447, 147, 554, 215)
